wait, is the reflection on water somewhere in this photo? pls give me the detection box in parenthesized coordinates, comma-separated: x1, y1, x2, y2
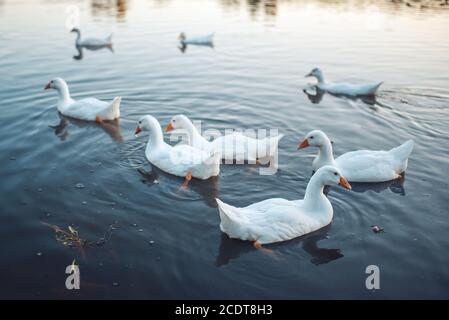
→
(220, 0, 449, 24)
(50, 113, 123, 143)
(1, 0, 449, 299)
(350, 175, 406, 196)
(138, 167, 220, 208)
(178, 42, 215, 54)
(303, 87, 377, 105)
(73, 43, 114, 60)
(246, 0, 278, 18)
(216, 224, 342, 267)
(91, 0, 128, 21)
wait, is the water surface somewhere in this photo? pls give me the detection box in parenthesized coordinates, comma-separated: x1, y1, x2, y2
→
(0, 0, 449, 299)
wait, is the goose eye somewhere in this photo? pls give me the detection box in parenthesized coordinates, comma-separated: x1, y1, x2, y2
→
(139, 121, 142, 125)
(173, 120, 176, 123)
(334, 172, 338, 176)
(310, 136, 314, 139)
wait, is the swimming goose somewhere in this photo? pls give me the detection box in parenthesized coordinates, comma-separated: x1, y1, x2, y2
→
(306, 68, 383, 96)
(135, 115, 221, 186)
(71, 28, 113, 49)
(44, 78, 121, 123)
(298, 130, 414, 183)
(179, 32, 214, 46)
(216, 165, 351, 248)
(166, 115, 284, 163)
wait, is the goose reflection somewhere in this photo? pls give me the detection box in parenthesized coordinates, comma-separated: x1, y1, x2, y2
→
(178, 42, 214, 54)
(215, 224, 343, 267)
(303, 86, 377, 106)
(73, 43, 114, 60)
(138, 167, 220, 208)
(50, 113, 123, 142)
(350, 175, 406, 195)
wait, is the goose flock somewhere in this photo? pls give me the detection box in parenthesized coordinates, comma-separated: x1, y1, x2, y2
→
(44, 29, 415, 251)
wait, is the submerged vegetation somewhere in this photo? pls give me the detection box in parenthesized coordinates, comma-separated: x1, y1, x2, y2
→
(42, 222, 118, 256)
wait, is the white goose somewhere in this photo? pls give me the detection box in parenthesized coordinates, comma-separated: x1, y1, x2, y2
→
(298, 130, 414, 183)
(216, 165, 351, 248)
(179, 32, 214, 46)
(306, 68, 383, 96)
(44, 78, 121, 123)
(71, 28, 113, 49)
(135, 115, 221, 186)
(166, 115, 284, 163)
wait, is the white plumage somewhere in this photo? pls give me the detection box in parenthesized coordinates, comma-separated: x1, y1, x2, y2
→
(217, 166, 351, 245)
(306, 68, 383, 96)
(44, 78, 121, 122)
(136, 115, 221, 180)
(299, 130, 414, 183)
(71, 28, 113, 49)
(166, 115, 284, 162)
(179, 32, 214, 46)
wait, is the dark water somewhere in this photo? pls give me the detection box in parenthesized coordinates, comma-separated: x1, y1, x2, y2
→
(1, 0, 449, 299)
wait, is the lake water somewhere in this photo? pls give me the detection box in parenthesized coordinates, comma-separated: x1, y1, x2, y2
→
(1, 0, 449, 299)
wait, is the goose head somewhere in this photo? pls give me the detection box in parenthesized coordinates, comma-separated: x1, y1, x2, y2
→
(298, 130, 330, 149)
(178, 32, 186, 41)
(316, 165, 351, 190)
(44, 77, 67, 91)
(70, 27, 81, 35)
(135, 115, 161, 136)
(305, 68, 324, 83)
(165, 114, 191, 132)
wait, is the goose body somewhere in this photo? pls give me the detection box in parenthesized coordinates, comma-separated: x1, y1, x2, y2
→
(167, 115, 284, 162)
(135, 115, 220, 180)
(217, 166, 351, 245)
(71, 28, 113, 49)
(44, 78, 121, 122)
(299, 130, 414, 183)
(179, 32, 214, 46)
(306, 68, 382, 96)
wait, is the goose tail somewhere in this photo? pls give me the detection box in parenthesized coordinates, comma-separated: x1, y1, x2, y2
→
(389, 139, 414, 173)
(216, 199, 247, 236)
(367, 81, 383, 95)
(373, 81, 383, 92)
(108, 96, 121, 119)
(268, 134, 284, 156)
(256, 134, 284, 158)
(198, 151, 221, 177)
(204, 151, 221, 165)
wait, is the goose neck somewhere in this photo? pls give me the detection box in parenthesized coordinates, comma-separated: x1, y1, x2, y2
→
(184, 120, 207, 147)
(146, 123, 164, 150)
(57, 83, 71, 104)
(74, 30, 81, 43)
(303, 173, 327, 208)
(315, 74, 325, 84)
(317, 138, 335, 166)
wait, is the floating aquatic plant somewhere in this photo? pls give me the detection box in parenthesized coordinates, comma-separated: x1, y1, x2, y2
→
(43, 223, 87, 249)
(42, 222, 119, 255)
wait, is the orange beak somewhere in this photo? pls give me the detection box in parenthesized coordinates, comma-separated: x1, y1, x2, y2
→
(135, 127, 142, 135)
(339, 176, 352, 190)
(165, 123, 174, 132)
(44, 83, 51, 90)
(298, 139, 310, 150)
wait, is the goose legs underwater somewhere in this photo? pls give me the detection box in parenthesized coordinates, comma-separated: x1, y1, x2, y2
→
(181, 171, 193, 189)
